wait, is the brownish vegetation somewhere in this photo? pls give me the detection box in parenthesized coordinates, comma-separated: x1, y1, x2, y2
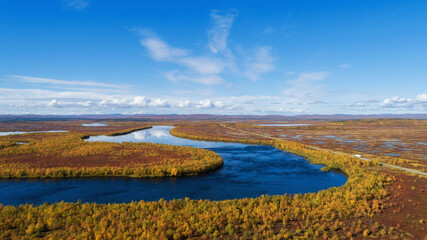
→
(370, 171, 427, 239)
(0, 124, 222, 178)
(0, 119, 425, 239)
(169, 121, 427, 239)
(208, 119, 427, 171)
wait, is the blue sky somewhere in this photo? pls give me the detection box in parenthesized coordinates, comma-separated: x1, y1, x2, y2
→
(0, 0, 426, 115)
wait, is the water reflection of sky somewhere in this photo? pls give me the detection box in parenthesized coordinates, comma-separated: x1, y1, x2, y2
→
(86, 126, 245, 149)
(0, 126, 348, 205)
(81, 123, 108, 127)
(0, 130, 68, 136)
(256, 124, 311, 127)
(132, 128, 169, 140)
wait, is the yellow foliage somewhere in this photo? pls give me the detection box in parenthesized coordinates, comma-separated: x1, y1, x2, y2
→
(0, 124, 397, 239)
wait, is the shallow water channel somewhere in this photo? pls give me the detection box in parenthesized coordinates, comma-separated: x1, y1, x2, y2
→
(0, 126, 347, 205)
(0, 130, 68, 136)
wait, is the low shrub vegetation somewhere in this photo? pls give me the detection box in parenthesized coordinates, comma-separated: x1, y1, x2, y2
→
(0, 124, 399, 239)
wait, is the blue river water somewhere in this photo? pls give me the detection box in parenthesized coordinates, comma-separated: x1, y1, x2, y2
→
(0, 126, 347, 205)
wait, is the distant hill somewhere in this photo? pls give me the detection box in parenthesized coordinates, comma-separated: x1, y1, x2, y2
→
(0, 114, 425, 121)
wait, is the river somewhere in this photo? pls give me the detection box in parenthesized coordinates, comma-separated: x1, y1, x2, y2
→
(0, 126, 347, 205)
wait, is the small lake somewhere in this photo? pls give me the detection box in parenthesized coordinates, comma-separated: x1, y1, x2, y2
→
(81, 123, 108, 127)
(0, 126, 347, 205)
(256, 124, 311, 127)
(0, 130, 68, 136)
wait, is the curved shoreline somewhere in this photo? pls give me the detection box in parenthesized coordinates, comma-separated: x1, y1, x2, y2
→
(0, 125, 353, 180)
(0, 126, 348, 206)
(0, 126, 224, 179)
(0, 125, 395, 239)
(80, 126, 153, 139)
(169, 126, 360, 176)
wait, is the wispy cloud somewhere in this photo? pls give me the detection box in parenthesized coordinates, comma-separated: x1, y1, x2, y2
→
(0, 83, 245, 114)
(345, 93, 427, 112)
(63, 0, 89, 10)
(283, 71, 329, 101)
(207, 10, 238, 54)
(292, 72, 329, 82)
(243, 46, 275, 81)
(137, 28, 227, 85)
(137, 32, 227, 85)
(0, 87, 114, 100)
(177, 57, 224, 75)
(263, 27, 275, 34)
(339, 63, 351, 68)
(281, 11, 294, 37)
(135, 10, 276, 85)
(10, 75, 125, 89)
(163, 70, 224, 85)
(140, 37, 187, 61)
(3, 82, 424, 115)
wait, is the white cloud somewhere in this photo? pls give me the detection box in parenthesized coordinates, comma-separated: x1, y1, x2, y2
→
(138, 32, 226, 85)
(140, 37, 187, 61)
(177, 57, 224, 75)
(207, 10, 237, 54)
(195, 99, 237, 110)
(380, 94, 427, 109)
(380, 96, 408, 108)
(344, 93, 426, 112)
(149, 98, 169, 108)
(48, 99, 92, 108)
(3, 82, 425, 115)
(349, 102, 366, 108)
(64, 0, 89, 10)
(163, 71, 224, 85)
(98, 98, 130, 108)
(292, 72, 329, 82)
(283, 71, 329, 101)
(196, 100, 214, 109)
(339, 63, 351, 68)
(0, 83, 302, 114)
(0, 87, 112, 100)
(168, 56, 226, 85)
(97, 96, 169, 108)
(90, 96, 237, 110)
(243, 46, 275, 81)
(136, 11, 277, 85)
(163, 70, 183, 82)
(416, 93, 427, 102)
(364, 99, 380, 103)
(192, 75, 224, 85)
(175, 100, 192, 108)
(10, 75, 124, 89)
(131, 96, 151, 107)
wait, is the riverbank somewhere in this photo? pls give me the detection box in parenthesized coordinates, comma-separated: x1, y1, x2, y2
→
(0, 122, 424, 239)
(0, 126, 223, 178)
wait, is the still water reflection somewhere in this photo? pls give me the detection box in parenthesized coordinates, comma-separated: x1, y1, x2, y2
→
(0, 126, 347, 205)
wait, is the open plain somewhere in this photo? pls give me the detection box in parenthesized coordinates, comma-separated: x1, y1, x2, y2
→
(0, 118, 425, 239)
